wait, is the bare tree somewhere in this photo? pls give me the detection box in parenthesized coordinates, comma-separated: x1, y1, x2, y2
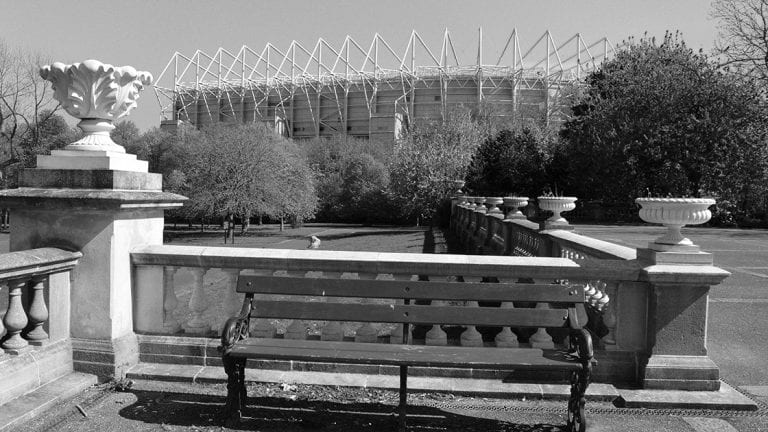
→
(711, 0, 768, 86)
(0, 39, 59, 167)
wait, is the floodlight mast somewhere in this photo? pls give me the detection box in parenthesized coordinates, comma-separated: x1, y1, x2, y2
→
(153, 30, 620, 139)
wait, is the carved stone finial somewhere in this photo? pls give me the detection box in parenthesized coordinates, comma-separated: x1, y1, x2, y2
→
(39, 59, 153, 153)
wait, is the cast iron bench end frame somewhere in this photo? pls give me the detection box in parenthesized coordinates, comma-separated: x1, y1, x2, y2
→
(220, 276, 594, 432)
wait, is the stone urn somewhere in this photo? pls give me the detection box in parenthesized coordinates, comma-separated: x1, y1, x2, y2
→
(635, 197, 715, 246)
(503, 196, 529, 220)
(39, 59, 153, 153)
(473, 197, 487, 211)
(485, 197, 504, 216)
(452, 180, 466, 195)
(537, 196, 578, 225)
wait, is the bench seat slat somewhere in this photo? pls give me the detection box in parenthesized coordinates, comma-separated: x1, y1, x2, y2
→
(238, 276, 582, 303)
(229, 338, 582, 371)
(252, 301, 571, 328)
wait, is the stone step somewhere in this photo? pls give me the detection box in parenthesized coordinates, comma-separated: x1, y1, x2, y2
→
(127, 361, 620, 401)
(0, 372, 97, 432)
(127, 362, 761, 411)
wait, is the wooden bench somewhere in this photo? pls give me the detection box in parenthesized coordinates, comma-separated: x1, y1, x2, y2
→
(219, 274, 595, 432)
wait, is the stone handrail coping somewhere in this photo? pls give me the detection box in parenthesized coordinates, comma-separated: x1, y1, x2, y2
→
(544, 229, 637, 261)
(641, 264, 730, 285)
(507, 219, 540, 231)
(0, 248, 82, 281)
(0, 188, 186, 209)
(131, 244, 642, 281)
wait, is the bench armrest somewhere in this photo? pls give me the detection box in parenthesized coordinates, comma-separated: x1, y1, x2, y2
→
(220, 294, 253, 356)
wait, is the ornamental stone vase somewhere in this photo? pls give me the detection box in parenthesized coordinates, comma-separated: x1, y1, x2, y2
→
(39, 59, 153, 153)
(452, 180, 466, 195)
(485, 197, 504, 216)
(503, 196, 529, 220)
(537, 196, 577, 225)
(635, 197, 715, 247)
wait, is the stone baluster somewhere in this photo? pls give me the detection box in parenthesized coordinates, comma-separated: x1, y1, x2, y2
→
(163, 266, 181, 333)
(2, 278, 29, 351)
(495, 278, 519, 347)
(528, 279, 554, 348)
(602, 282, 617, 348)
(185, 267, 211, 334)
(460, 276, 484, 347)
(460, 300, 484, 347)
(0, 284, 5, 343)
(285, 271, 310, 340)
(214, 268, 243, 334)
(354, 273, 379, 343)
(250, 270, 277, 339)
(25, 276, 49, 345)
(320, 271, 344, 341)
(389, 274, 414, 344)
(424, 276, 448, 346)
(528, 302, 555, 348)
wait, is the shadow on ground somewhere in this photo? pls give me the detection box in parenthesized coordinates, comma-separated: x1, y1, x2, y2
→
(117, 389, 565, 431)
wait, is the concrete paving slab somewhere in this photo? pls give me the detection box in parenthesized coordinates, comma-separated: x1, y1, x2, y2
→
(617, 381, 758, 410)
(0, 372, 96, 432)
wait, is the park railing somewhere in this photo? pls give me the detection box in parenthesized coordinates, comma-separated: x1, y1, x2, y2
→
(0, 247, 81, 406)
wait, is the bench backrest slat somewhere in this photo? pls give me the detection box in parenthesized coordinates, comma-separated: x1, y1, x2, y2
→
(237, 275, 582, 303)
(252, 301, 571, 328)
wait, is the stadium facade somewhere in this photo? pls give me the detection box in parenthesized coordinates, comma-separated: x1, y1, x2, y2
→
(153, 29, 618, 140)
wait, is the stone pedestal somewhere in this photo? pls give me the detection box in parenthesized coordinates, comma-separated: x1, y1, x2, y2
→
(639, 247, 730, 391)
(0, 166, 185, 380)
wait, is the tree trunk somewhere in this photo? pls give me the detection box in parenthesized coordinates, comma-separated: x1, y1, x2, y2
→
(280, 217, 284, 232)
(242, 211, 251, 233)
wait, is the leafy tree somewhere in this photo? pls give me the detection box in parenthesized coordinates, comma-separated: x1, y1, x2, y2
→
(465, 126, 556, 197)
(304, 135, 393, 223)
(558, 32, 768, 218)
(112, 120, 140, 148)
(178, 123, 317, 229)
(126, 126, 184, 180)
(388, 108, 484, 224)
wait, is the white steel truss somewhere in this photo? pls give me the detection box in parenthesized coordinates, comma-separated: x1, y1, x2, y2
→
(153, 29, 621, 136)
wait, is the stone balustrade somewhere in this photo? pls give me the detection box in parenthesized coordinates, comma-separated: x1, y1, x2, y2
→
(0, 248, 81, 406)
(450, 194, 730, 390)
(131, 243, 659, 383)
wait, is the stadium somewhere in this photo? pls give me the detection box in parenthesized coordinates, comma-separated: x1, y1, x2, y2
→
(153, 29, 619, 140)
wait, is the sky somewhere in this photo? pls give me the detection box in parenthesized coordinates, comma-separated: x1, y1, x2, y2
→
(0, 0, 720, 132)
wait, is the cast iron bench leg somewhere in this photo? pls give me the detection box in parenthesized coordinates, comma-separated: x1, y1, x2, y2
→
(224, 355, 245, 426)
(567, 329, 593, 432)
(399, 365, 408, 432)
(567, 368, 589, 432)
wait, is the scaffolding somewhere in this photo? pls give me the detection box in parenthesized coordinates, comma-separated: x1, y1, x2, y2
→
(153, 29, 619, 139)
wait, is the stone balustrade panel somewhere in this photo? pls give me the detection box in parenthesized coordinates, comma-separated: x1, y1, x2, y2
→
(0, 248, 80, 356)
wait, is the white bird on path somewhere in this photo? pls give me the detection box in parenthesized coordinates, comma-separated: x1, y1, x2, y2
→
(308, 235, 321, 249)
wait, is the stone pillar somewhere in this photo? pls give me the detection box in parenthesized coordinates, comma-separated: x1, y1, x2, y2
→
(635, 197, 729, 391)
(0, 60, 185, 380)
(639, 252, 728, 391)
